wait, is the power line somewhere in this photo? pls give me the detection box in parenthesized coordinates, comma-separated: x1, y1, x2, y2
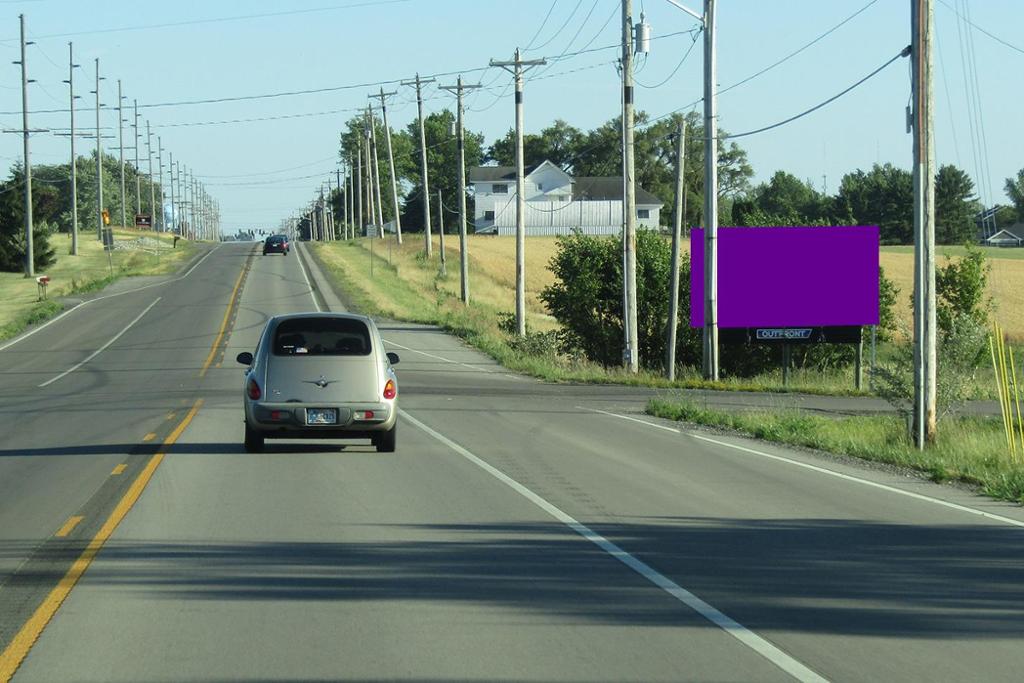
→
(726, 46, 911, 140)
(0, 0, 413, 44)
(719, 0, 883, 97)
(523, 0, 559, 51)
(936, 0, 1024, 56)
(635, 27, 702, 89)
(525, 0, 584, 53)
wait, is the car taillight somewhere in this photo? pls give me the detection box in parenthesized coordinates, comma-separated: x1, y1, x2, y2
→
(247, 378, 261, 400)
(383, 379, 396, 400)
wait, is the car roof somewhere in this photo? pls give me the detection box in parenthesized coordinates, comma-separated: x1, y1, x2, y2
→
(270, 312, 374, 326)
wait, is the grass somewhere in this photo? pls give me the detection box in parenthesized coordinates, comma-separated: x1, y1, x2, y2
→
(0, 229, 197, 341)
(648, 395, 1024, 504)
(309, 237, 872, 396)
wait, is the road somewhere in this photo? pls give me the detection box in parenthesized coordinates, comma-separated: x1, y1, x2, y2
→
(1, 240, 1022, 682)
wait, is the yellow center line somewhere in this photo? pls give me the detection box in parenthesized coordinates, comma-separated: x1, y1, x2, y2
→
(0, 398, 204, 682)
(111, 464, 127, 475)
(165, 412, 176, 421)
(54, 516, 83, 538)
(199, 256, 249, 378)
(142, 433, 156, 443)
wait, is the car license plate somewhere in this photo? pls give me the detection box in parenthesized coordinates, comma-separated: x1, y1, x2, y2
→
(306, 408, 337, 425)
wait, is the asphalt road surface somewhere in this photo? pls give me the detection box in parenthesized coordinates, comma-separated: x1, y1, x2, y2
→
(1, 240, 1022, 682)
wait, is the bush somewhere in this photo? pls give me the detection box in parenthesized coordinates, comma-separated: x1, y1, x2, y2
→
(0, 173, 57, 272)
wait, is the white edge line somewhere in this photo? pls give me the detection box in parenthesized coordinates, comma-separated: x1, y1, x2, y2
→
(581, 406, 1024, 531)
(296, 243, 322, 312)
(38, 297, 162, 388)
(399, 408, 828, 683)
(0, 244, 221, 354)
(383, 338, 496, 374)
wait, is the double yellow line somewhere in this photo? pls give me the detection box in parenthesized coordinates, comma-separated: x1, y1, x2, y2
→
(0, 403, 203, 682)
(199, 254, 250, 377)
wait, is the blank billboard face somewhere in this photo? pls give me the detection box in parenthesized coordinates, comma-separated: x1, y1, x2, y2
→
(690, 226, 880, 328)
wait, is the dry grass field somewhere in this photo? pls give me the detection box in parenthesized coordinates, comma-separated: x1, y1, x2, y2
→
(444, 235, 1024, 340)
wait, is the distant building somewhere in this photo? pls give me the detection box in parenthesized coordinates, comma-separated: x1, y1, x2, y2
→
(469, 160, 663, 235)
(984, 225, 1024, 247)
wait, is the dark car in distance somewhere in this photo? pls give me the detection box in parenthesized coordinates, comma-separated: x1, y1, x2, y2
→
(263, 234, 289, 255)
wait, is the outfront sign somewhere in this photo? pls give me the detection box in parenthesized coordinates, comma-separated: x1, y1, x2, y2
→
(720, 326, 863, 345)
(135, 214, 152, 228)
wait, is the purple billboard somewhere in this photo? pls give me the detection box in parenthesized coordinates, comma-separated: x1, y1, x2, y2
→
(690, 226, 879, 328)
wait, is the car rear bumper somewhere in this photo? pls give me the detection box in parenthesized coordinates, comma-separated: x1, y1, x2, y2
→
(245, 401, 396, 435)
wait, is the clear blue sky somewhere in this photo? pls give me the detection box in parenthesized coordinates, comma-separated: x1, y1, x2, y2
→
(0, 0, 1019, 232)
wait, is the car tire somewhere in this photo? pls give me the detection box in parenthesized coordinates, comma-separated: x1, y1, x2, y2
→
(374, 423, 396, 453)
(244, 421, 265, 453)
(262, 251, 267, 256)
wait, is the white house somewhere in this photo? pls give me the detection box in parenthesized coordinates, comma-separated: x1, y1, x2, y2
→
(469, 160, 663, 235)
(985, 226, 1023, 247)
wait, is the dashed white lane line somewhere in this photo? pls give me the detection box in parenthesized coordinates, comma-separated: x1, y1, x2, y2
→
(38, 298, 162, 388)
(579, 406, 1024, 530)
(401, 408, 828, 683)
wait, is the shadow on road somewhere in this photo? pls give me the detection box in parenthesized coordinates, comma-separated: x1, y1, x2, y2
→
(18, 517, 1023, 639)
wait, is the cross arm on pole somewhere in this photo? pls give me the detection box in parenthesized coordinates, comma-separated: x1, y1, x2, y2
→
(662, 0, 704, 23)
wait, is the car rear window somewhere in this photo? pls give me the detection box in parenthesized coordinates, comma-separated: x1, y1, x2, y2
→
(273, 318, 372, 356)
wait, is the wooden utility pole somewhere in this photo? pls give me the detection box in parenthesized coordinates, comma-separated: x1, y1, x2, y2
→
(356, 140, 364, 237)
(912, 0, 937, 446)
(65, 42, 80, 255)
(94, 59, 103, 241)
(17, 14, 34, 275)
(490, 50, 546, 336)
(133, 99, 140, 220)
(702, 0, 720, 380)
(146, 120, 155, 229)
(437, 189, 446, 275)
(402, 74, 437, 256)
(368, 107, 384, 237)
(666, 120, 686, 380)
(347, 158, 355, 239)
(440, 76, 483, 304)
(117, 80, 126, 228)
(621, 0, 639, 372)
(168, 152, 175, 235)
(371, 88, 402, 245)
(157, 137, 164, 232)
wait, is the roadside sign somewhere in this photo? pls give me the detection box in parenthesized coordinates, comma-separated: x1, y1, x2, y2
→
(135, 214, 152, 228)
(102, 228, 114, 251)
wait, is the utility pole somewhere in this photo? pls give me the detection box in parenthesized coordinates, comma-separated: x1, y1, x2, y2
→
(702, 0, 720, 380)
(440, 76, 483, 304)
(146, 120, 154, 230)
(912, 0, 937, 446)
(490, 50, 546, 336)
(437, 188, 446, 275)
(666, 119, 686, 380)
(348, 159, 355, 239)
(17, 14, 34, 276)
(371, 88, 402, 244)
(117, 80, 126, 228)
(133, 99, 140, 220)
(156, 137, 163, 232)
(64, 42, 80, 256)
(369, 107, 384, 237)
(94, 58, 103, 241)
(342, 165, 350, 240)
(168, 151, 175, 235)
(402, 74, 437, 256)
(621, 0, 639, 372)
(356, 140, 364, 237)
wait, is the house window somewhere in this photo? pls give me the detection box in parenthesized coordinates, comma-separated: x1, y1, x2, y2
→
(537, 183, 544, 191)
(637, 209, 651, 219)
(492, 184, 508, 194)
(484, 210, 495, 221)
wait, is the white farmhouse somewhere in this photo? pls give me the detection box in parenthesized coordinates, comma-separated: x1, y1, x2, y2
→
(469, 160, 663, 235)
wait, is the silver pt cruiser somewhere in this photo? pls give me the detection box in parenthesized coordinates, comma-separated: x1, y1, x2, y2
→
(236, 313, 399, 453)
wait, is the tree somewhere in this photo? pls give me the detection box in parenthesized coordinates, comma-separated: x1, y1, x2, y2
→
(733, 171, 830, 226)
(1005, 168, 1024, 217)
(0, 167, 56, 271)
(486, 119, 585, 171)
(934, 164, 979, 244)
(833, 164, 913, 244)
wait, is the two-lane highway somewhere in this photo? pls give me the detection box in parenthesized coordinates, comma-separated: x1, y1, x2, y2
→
(2, 240, 1023, 681)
